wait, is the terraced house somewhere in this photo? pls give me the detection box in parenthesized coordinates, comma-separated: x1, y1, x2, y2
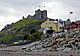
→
(41, 19, 63, 32)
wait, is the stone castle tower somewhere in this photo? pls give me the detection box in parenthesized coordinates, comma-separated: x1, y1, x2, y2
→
(27, 9, 47, 20)
(35, 9, 47, 20)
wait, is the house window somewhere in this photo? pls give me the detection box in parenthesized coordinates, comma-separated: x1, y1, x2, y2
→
(60, 27, 63, 29)
(50, 27, 52, 30)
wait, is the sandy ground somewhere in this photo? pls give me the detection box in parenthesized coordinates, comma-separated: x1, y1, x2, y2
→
(0, 51, 80, 56)
(0, 46, 80, 56)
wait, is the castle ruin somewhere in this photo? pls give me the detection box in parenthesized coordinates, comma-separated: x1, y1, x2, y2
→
(27, 9, 47, 20)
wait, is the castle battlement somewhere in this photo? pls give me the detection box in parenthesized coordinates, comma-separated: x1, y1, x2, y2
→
(27, 9, 47, 20)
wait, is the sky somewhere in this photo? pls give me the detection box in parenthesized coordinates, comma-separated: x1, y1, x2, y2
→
(0, 0, 80, 30)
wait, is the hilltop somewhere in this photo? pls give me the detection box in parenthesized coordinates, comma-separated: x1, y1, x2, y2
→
(0, 18, 45, 45)
(0, 9, 48, 45)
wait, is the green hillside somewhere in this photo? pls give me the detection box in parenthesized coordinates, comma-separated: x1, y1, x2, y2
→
(12, 18, 44, 29)
(0, 18, 45, 44)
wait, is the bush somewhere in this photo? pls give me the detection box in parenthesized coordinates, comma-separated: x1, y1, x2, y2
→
(30, 29, 36, 34)
(24, 34, 28, 40)
(33, 32, 43, 40)
(27, 32, 43, 41)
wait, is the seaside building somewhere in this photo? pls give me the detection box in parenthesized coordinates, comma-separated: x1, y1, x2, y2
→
(41, 19, 63, 32)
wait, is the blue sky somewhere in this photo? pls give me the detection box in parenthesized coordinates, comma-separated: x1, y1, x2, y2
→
(0, 0, 80, 30)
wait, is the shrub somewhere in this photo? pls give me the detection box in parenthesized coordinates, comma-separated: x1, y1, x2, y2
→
(27, 32, 43, 41)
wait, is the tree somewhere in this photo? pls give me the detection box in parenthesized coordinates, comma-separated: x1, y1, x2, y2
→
(27, 32, 43, 41)
(30, 29, 36, 34)
(22, 16, 25, 19)
(24, 34, 28, 40)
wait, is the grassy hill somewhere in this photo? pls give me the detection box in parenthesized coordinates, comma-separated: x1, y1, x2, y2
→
(0, 18, 45, 44)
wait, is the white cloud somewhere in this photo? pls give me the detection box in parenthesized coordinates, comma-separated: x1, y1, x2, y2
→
(41, 1, 67, 18)
(0, 0, 80, 30)
(41, 0, 80, 21)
